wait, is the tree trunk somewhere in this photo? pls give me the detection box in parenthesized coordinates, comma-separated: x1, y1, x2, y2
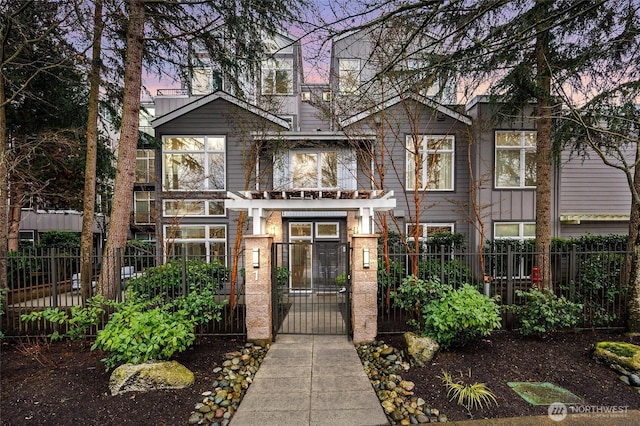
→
(535, 0, 553, 289)
(80, 0, 103, 302)
(7, 183, 24, 252)
(625, 147, 640, 331)
(98, 0, 144, 300)
(0, 63, 8, 300)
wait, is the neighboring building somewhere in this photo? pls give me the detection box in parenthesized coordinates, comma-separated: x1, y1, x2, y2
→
(136, 27, 632, 282)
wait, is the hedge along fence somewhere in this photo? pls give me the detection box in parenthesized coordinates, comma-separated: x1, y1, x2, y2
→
(376, 234, 632, 333)
(1, 248, 246, 337)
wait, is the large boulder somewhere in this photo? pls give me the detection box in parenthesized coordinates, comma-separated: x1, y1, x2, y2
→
(403, 332, 439, 367)
(109, 360, 194, 396)
(593, 341, 640, 373)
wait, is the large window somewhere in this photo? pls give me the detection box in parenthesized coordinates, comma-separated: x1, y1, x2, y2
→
(495, 131, 537, 188)
(406, 135, 454, 190)
(191, 67, 222, 95)
(274, 149, 356, 190)
(163, 199, 225, 217)
(493, 222, 536, 278)
(165, 224, 226, 264)
(261, 58, 293, 95)
(135, 149, 155, 183)
(339, 59, 360, 94)
(163, 136, 225, 191)
(134, 191, 155, 224)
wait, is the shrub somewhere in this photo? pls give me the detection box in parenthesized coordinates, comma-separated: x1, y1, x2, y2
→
(37, 231, 81, 249)
(21, 296, 111, 341)
(92, 287, 225, 370)
(421, 284, 502, 350)
(509, 287, 583, 337)
(440, 369, 498, 415)
(391, 275, 450, 331)
(418, 258, 473, 286)
(126, 259, 229, 299)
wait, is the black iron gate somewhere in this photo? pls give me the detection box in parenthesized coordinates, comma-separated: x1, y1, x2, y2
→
(272, 242, 351, 339)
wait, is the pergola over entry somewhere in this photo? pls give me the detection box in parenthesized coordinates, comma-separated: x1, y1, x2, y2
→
(225, 190, 396, 235)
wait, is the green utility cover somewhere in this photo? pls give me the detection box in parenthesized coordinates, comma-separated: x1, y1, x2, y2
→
(507, 382, 583, 406)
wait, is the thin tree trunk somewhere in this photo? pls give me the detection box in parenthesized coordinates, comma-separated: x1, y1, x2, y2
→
(7, 183, 23, 252)
(626, 146, 640, 331)
(80, 0, 103, 302)
(98, 0, 144, 299)
(535, 0, 553, 289)
(0, 61, 8, 298)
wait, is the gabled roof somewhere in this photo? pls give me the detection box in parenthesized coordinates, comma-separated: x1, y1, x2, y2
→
(151, 91, 290, 129)
(340, 93, 472, 128)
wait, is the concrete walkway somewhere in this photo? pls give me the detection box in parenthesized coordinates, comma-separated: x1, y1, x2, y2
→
(230, 334, 389, 426)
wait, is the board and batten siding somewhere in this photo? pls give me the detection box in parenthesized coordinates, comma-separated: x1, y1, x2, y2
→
(154, 98, 286, 260)
(346, 99, 472, 237)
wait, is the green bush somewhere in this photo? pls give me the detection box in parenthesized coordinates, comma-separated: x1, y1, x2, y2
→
(21, 295, 111, 341)
(421, 284, 502, 350)
(92, 287, 225, 370)
(126, 259, 229, 298)
(37, 231, 81, 249)
(418, 258, 473, 286)
(509, 287, 583, 337)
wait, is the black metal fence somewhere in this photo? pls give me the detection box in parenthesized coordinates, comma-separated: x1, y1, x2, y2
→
(377, 244, 632, 333)
(1, 248, 246, 337)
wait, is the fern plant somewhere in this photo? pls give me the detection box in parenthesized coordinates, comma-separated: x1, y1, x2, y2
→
(440, 369, 498, 417)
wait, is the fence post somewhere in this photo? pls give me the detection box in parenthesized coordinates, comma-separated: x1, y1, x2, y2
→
(114, 248, 122, 302)
(569, 244, 577, 299)
(50, 248, 58, 309)
(181, 251, 187, 296)
(440, 244, 446, 285)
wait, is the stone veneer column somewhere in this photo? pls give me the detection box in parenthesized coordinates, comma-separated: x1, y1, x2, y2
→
(351, 234, 378, 344)
(244, 234, 273, 345)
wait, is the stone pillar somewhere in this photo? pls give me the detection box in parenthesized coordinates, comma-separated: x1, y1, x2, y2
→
(244, 235, 273, 345)
(351, 234, 378, 344)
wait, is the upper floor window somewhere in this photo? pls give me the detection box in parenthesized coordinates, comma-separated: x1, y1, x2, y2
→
(136, 149, 155, 183)
(261, 58, 293, 95)
(134, 191, 155, 224)
(191, 67, 222, 95)
(163, 136, 225, 191)
(339, 59, 360, 94)
(406, 135, 454, 191)
(273, 149, 356, 190)
(495, 131, 537, 188)
(163, 199, 225, 217)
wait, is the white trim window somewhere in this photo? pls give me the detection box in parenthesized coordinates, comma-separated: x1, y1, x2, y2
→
(406, 135, 454, 190)
(316, 223, 339, 239)
(134, 191, 155, 224)
(273, 149, 356, 190)
(165, 224, 227, 264)
(261, 58, 293, 95)
(135, 149, 155, 183)
(163, 200, 225, 217)
(406, 223, 455, 242)
(163, 136, 225, 191)
(339, 59, 360, 94)
(495, 131, 537, 188)
(493, 222, 536, 278)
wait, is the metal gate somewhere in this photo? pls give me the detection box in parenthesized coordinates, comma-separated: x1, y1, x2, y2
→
(272, 242, 351, 339)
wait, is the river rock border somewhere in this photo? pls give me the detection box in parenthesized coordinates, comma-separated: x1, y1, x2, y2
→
(188, 342, 268, 426)
(356, 340, 447, 424)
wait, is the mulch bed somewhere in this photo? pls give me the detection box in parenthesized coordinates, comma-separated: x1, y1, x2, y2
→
(1, 330, 639, 425)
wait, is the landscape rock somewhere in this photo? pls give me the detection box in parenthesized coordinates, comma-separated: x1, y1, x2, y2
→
(403, 332, 440, 367)
(593, 341, 640, 372)
(109, 360, 194, 396)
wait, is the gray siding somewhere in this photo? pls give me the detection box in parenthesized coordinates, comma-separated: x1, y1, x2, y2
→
(346, 99, 472, 239)
(559, 147, 632, 216)
(154, 98, 286, 259)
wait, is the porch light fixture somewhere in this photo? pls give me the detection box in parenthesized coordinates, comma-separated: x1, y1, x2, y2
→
(363, 248, 370, 269)
(252, 248, 260, 268)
